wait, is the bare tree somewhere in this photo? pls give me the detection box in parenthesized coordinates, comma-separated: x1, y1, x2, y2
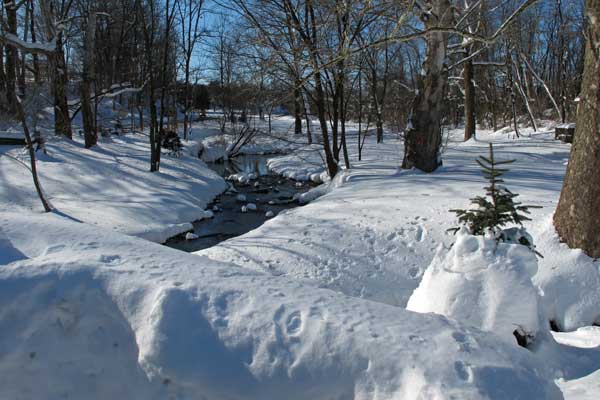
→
(402, 0, 453, 172)
(177, 0, 204, 140)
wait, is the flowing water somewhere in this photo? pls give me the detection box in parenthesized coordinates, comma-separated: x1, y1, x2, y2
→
(165, 154, 314, 252)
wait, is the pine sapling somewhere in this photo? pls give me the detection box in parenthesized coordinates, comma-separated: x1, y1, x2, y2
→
(450, 143, 540, 250)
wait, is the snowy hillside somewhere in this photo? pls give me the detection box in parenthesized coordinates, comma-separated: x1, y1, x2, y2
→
(0, 131, 226, 243)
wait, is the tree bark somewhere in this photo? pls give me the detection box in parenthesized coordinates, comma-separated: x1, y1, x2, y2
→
(12, 92, 52, 212)
(52, 32, 73, 139)
(293, 80, 302, 135)
(402, 0, 452, 172)
(81, 10, 97, 148)
(553, 0, 600, 258)
(463, 57, 476, 141)
(4, 0, 17, 114)
(29, 0, 41, 83)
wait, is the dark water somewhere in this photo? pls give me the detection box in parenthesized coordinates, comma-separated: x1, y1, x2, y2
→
(165, 154, 314, 252)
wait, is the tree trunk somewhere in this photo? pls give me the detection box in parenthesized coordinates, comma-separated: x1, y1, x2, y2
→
(315, 71, 338, 177)
(464, 57, 476, 141)
(553, 0, 600, 258)
(138, 106, 144, 131)
(402, 0, 452, 172)
(340, 82, 350, 169)
(11, 91, 52, 212)
(302, 90, 313, 144)
(183, 54, 191, 140)
(293, 79, 302, 135)
(149, 87, 159, 172)
(81, 11, 97, 148)
(52, 32, 73, 139)
(4, 0, 17, 114)
(30, 0, 40, 83)
(507, 53, 520, 137)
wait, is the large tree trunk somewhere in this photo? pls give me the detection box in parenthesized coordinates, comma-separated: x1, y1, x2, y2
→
(463, 57, 476, 141)
(402, 0, 452, 172)
(553, 0, 600, 258)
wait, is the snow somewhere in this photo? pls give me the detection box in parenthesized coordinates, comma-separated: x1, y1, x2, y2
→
(185, 232, 199, 240)
(559, 370, 600, 399)
(3, 32, 56, 53)
(0, 132, 226, 243)
(533, 217, 600, 331)
(2, 111, 599, 398)
(198, 116, 300, 163)
(406, 229, 544, 346)
(196, 123, 598, 396)
(199, 126, 576, 309)
(227, 172, 258, 184)
(265, 210, 275, 218)
(549, 327, 600, 399)
(0, 211, 562, 399)
(266, 146, 329, 183)
(553, 327, 600, 349)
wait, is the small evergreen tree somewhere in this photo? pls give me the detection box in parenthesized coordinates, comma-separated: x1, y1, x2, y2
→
(450, 143, 540, 237)
(161, 130, 183, 157)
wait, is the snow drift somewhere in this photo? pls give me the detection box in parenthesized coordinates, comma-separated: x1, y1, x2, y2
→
(533, 218, 600, 331)
(0, 212, 561, 399)
(407, 229, 545, 346)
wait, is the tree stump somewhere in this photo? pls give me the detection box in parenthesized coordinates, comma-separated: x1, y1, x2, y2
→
(555, 123, 576, 143)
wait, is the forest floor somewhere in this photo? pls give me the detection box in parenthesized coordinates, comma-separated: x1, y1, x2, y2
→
(0, 111, 599, 398)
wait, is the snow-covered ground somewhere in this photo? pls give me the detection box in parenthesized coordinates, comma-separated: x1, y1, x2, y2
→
(1, 112, 599, 398)
(198, 123, 600, 397)
(0, 132, 226, 243)
(0, 211, 563, 399)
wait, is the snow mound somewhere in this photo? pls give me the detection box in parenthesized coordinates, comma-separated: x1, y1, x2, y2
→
(407, 229, 544, 346)
(266, 148, 329, 183)
(200, 136, 228, 162)
(0, 212, 562, 399)
(227, 172, 257, 184)
(534, 219, 600, 331)
(552, 326, 600, 349)
(135, 222, 194, 244)
(185, 232, 199, 240)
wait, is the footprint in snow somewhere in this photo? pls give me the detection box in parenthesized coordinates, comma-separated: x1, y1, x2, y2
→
(286, 311, 303, 336)
(43, 244, 66, 256)
(99, 254, 122, 265)
(415, 226, 427, 242)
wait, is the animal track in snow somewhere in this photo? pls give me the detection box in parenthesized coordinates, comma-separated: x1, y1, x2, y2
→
(286, 311, 303, 336)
